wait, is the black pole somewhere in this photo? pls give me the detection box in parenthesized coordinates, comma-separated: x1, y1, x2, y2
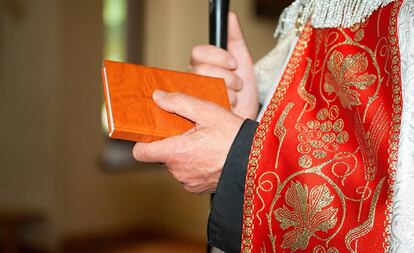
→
(208, 2, 230, 252)
(209, 0, 230, 50)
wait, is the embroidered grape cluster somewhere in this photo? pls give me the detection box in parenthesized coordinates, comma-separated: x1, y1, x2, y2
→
(296, 105, 349, 169)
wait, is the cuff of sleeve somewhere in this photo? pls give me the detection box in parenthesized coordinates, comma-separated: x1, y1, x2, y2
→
(208, 119, 259, 253)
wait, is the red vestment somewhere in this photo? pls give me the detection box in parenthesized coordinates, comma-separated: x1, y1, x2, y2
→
(242, 1, 403, 252)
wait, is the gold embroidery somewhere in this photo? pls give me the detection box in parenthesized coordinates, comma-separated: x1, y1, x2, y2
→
(320, 121, 332, 132)
(350, 20, 369, 43)
(333, 119, 344, 133)
(298, 143, 312, 154)
(363, 35, 389, 123)
(241, 25, 313, 253)
(242, 2, 403, 251)
(350, 23, 360, 33)
(354, 29, 365, 42)
(332, 161, 356, 186)
(313, 245, 339, 253)
(274, 181, 338, 251)
(349, 19, 369, 33)
(313, 149, 327, 159)
(274, 103, 295, 168)
(296, 106, 349, 167)
(328, 105, 339, 120)
(307, 120, 321, 130)
(354, 105, 388, 181)
(323, 132, 336, 142)
(383, 2, 403, 250)
(298, 154, 313, 168)
(297, 58, 316, 121)
(317, 108, 329, 120)
(345, 178, 385, 253)
(324, 51, 377, 109)
(256, 172, 280, 226)
(260, 243, 267, 253)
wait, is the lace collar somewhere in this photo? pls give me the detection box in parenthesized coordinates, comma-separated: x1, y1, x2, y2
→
(274, 0, 395, 38)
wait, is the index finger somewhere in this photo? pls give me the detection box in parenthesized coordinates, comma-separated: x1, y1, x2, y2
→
(190, 45, 238, 70)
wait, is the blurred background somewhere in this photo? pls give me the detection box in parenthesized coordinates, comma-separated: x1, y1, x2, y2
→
(0, 0, 285, 252)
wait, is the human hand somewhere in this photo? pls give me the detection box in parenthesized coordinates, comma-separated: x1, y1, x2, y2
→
(133, 90, 244, 194)
(189, 12, 259, 119)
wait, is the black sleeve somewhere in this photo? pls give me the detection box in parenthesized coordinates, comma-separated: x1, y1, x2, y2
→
(208, 119, 259, 253)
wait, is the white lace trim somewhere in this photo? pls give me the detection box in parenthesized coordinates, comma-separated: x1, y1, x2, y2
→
(274, 0, 395, 38)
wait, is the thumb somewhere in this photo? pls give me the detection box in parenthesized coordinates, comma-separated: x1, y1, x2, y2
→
(227, 12, 253, 66)
(153, 90, 222, 125)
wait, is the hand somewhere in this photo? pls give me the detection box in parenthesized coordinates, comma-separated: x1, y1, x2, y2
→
(133, 90, 244, 194)
(189, 12, 259, 119)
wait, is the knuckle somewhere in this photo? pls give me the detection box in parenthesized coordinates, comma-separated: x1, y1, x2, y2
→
(191, 45, 206, 59)
(219, 54, 231, 64)
(196, 65, 217, 77)
(183, 185, 200, 194)
(188, 181, 200, 189)
(191, 65, 206, 75)
(192, 45, 229, 66)
(183, 185, 193, 193)
(173, 171, 188, 183)
(225, 74, 242, 90)
(226, 74, 238, 89)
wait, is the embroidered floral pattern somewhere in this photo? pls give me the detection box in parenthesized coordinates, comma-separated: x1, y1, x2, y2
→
(324, 51, 377, 109)
(274, 181, 338, 251)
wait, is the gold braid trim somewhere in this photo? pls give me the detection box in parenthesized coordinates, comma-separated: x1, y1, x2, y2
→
(241, 25, 313, 253)
(383, 0, 403, 251)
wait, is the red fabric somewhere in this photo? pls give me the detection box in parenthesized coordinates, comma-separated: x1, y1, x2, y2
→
(242, 1, 403, 252)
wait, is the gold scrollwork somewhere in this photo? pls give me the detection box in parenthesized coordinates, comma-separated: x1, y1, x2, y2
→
(256, 172, 280, 226)
(297, 58, 317, 121)
(332, 162, 355, 186)
(274, 103, 295, 168)
(345, 178, 385, 253)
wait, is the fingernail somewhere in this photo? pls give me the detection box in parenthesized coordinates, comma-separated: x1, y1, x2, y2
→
(153, 90, 166, 101)
(228, 58, 238, 69)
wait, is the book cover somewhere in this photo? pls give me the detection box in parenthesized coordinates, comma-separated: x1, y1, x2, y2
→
(102, 60, 231, 142)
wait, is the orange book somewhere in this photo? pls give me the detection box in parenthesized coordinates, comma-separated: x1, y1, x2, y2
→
(102, 60, 231, 142)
